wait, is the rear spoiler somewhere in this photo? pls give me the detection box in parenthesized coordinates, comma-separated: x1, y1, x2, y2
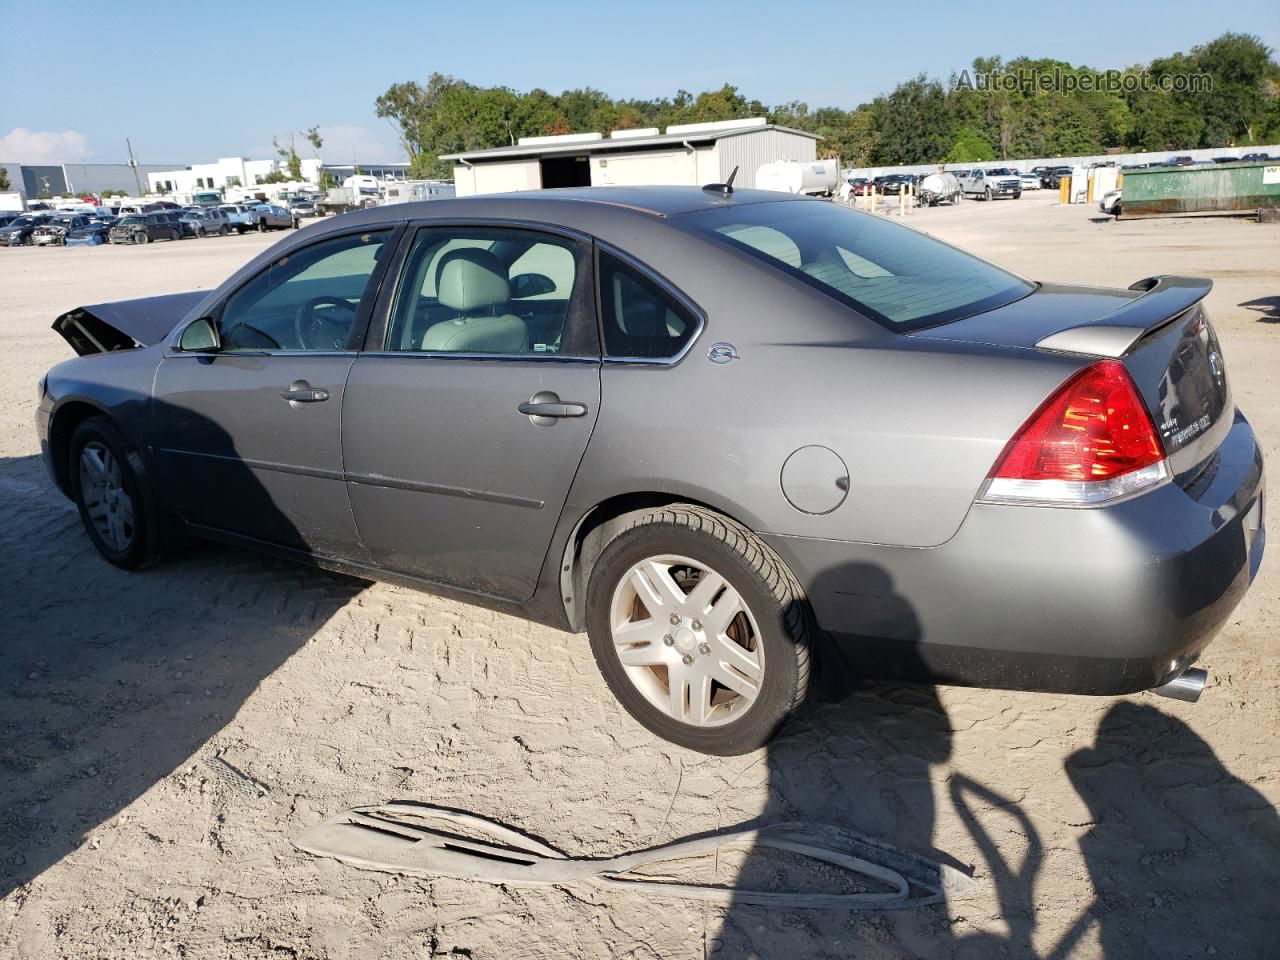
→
(53, 290, 206, 356)
(1034, 276, 1212, 358)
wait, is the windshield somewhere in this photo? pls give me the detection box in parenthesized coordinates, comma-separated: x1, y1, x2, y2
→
(985, 168, 1015, 176)
(12, 217, 36, 227)
(687, 200, 1033, 332)
(119, 216, 143, 225)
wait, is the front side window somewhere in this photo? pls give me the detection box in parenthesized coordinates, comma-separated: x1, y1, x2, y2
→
(384, 226, 587, 356)
(598, 252, 699, 360)
(216, 230, 391, 352)
(688, 200, 1032, 331)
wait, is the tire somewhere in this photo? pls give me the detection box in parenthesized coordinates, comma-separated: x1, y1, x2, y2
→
(585, 504, 812, 755)
(135, 231, 149, 244)
(219, 224, 229, 236)
(169, 229, 180, 242)
(1013, 191, 1022, 200)
(68, 416, 172, 570)
(984, 187, 993, 201)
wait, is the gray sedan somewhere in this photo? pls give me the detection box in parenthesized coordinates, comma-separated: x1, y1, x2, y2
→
(36, 186, 1265, 754)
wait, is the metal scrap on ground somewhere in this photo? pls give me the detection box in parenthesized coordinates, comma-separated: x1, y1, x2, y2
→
(294, 802, 978, 909)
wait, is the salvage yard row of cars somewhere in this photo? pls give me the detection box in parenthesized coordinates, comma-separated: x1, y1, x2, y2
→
(0, 201, 303, 247)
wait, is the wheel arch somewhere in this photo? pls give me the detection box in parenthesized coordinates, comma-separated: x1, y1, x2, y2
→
(557, 491, 771, 633)
(48, 398, 111, 496)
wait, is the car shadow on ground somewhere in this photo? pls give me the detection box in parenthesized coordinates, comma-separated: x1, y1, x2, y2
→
(711, 563, 1280, 959)
(0, 450, 366, 901)
(1239, 295, 1280, 322)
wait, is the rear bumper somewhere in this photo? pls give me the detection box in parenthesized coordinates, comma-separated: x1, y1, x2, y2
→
(766, 410, 1265, 695)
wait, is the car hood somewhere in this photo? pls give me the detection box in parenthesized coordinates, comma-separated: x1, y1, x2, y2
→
(53, 290, 206, 355)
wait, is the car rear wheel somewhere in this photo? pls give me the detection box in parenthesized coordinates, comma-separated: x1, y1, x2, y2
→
(585, 505, 812, 755)
(219, 224, 229, 236)
(69, 417, 172, 570)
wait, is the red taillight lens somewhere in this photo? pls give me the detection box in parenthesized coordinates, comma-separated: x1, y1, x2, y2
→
(991, 359, 1165, 482)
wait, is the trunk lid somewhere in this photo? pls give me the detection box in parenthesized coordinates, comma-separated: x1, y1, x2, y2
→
(915, 275, 1229, 476)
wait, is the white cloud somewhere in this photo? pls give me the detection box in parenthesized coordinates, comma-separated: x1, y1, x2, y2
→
(0, 128, 92, 163)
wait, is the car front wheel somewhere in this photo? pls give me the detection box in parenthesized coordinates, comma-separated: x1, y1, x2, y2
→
(586, 505, 812, 755)
(69, 417, 171, 569)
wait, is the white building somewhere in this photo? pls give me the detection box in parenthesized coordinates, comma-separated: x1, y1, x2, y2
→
(441, 118, 822, 197)
(146, 157, 411, 196)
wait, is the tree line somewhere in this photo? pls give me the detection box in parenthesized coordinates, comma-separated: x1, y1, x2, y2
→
(376, 32, 1280, 178)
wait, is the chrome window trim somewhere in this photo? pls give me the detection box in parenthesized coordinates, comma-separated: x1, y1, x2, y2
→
(356, 351, 599, 363)
(595, 240, 706, 367)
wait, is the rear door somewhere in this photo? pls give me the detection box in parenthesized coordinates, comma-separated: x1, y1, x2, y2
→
(151, 226, 399, 557)
(342, 222, 601, 601)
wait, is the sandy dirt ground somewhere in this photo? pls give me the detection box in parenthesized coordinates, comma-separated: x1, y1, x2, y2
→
(1, 197, 1277, 959)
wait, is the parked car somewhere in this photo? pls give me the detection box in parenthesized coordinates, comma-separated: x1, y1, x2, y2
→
(961, 167, 1022, 200)
(1019, 171, 1042, 191)
(1167, 155, 1195, 166)
(1098, 188, 1123, 217)
(32, 215, 93, 246)
(1, 213, 53, 246)
(845, 178, 873, 196)
(180, 208, 231, 238)
(37, 186, 1265, 755)
(288, 197, 317, 218)
(218, 204, 257, 234)
(108, 212, 183, 244)
(251, 203, 299, 230)
(1042, 166, 1073, 189)
(1241, 153, 1274, 163)
(873, 174, 912, 196)
(0, 212, 24, 229)
(1211, 156, 1239, 164)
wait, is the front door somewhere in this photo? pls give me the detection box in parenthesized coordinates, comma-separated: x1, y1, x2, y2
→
(152, 227, 397, 558)
(343, 223, 601, 601)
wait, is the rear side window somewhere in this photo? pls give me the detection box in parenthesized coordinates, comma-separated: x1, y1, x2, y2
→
(688, 201, 1032, 331)
(598, 252, 698, 360)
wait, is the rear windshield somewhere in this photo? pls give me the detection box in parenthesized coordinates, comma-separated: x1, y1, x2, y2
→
(686, 200, 1033, 331)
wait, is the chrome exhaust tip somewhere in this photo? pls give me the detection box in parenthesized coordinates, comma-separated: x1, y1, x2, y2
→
(1152, 667, 1208, 703)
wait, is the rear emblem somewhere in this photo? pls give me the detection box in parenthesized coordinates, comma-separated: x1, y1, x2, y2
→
(707, 342, 740, 365)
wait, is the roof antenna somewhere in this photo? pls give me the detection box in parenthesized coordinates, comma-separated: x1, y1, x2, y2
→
(703, 166, 738, 197)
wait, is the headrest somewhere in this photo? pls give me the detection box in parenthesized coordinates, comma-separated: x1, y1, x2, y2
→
(436, 248, 510, 313)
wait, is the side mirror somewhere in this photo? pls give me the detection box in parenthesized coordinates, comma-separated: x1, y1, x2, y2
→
(179, 316, 220, 352)
(511, 273, 556, 299)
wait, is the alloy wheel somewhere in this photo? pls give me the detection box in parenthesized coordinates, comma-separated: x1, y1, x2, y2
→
(608, 554, 764, 727)
(78, 441, 135, 552)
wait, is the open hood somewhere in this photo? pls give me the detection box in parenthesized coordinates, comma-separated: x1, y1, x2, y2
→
(52, 291, 206, 356)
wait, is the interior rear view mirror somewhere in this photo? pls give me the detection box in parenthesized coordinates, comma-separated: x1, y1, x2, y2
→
(179, 316, 221, 352)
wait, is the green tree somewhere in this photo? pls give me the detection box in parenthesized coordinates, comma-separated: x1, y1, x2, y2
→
(944, 126, 996, 162)
(273, 134, 303, 179)
(0, 166, 9, 191)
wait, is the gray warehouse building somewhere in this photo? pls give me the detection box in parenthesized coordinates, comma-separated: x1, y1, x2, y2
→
(0, 161, 181, 202)
(442, 118, 821, 196)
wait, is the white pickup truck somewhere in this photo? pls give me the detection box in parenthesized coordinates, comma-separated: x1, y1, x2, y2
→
(960, 167, 1023, 201)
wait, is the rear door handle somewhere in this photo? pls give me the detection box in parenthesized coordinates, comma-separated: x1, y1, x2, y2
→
(281, 380, 330, 404)
(518, 391, 588, 424)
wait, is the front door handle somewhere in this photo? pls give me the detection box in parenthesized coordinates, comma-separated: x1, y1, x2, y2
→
(281, 380, 330, 405)
(518, 391, 588, 425)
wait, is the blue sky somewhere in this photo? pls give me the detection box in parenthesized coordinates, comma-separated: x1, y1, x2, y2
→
(3, 0, 1277, 165)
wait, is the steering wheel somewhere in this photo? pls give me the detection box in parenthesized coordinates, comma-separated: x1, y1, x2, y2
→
(294, 296, 357, 350)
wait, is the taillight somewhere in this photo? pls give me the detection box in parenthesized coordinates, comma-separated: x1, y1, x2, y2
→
(981, 359, 1169, 506)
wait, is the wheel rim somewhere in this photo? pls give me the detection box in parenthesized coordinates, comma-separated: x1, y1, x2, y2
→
(79, 441, 135, 552)
(608, 554, 764, 728)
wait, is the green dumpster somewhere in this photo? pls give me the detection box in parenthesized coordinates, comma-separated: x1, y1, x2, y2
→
(1119, 161, 1280, 218)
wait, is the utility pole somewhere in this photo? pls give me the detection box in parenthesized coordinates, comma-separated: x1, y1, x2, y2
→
(126, 138, 143, 196)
